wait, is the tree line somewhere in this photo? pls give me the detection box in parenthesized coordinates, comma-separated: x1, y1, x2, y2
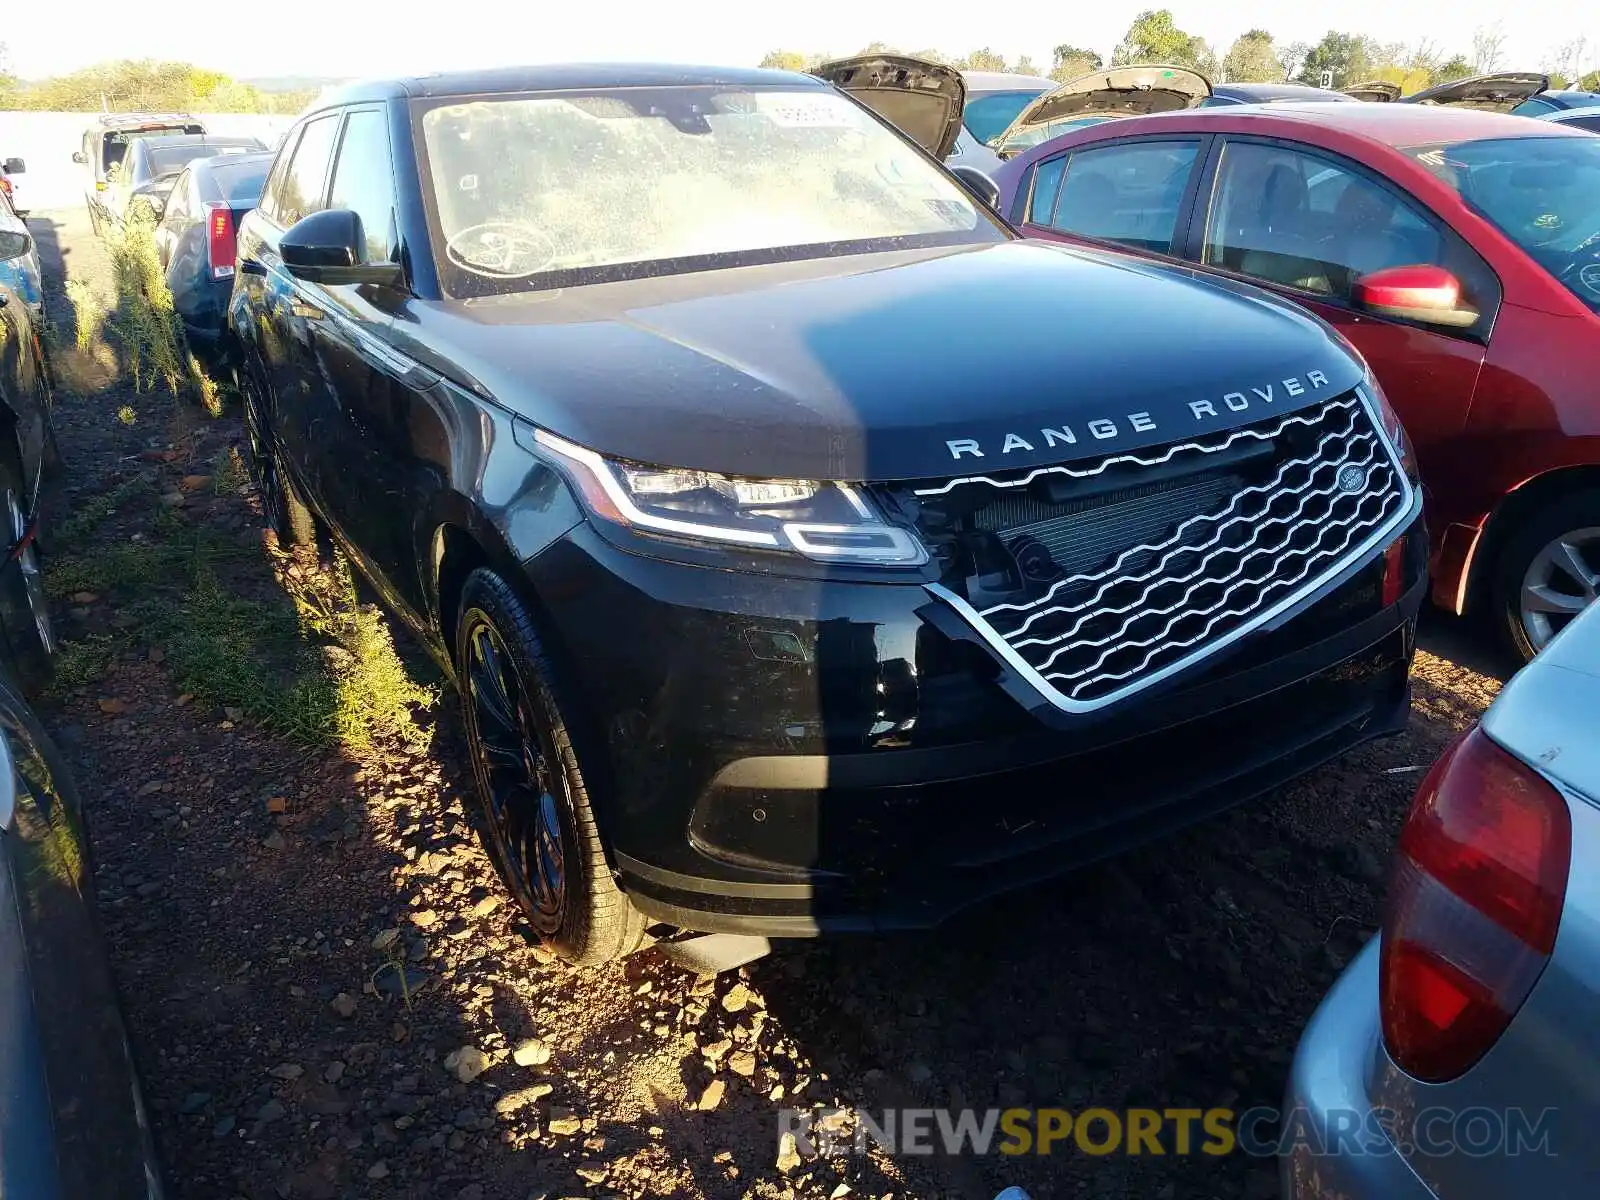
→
(760, 10, 1600, 93)
(0, 52, 317, 113)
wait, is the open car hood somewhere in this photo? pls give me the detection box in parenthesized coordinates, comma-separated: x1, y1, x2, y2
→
(1402, 72, 1549, 111)
(1342, 81, 1400, 103)
(992, 64, 1212, 147)
(811, 55, 966, 159)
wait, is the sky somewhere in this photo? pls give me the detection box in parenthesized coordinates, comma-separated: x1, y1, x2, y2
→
(3, 0, 1596, 82)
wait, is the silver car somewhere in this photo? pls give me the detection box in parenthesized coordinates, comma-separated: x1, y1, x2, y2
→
(1283, 601, 1599, 1196)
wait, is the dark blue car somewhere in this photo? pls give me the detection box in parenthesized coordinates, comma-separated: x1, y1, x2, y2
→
(152, 151, 274, 368)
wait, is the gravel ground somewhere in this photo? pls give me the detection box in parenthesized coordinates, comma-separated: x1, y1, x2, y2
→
(28, 207, 1508, 1200)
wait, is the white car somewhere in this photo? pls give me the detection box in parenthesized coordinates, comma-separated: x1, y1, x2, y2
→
(0, 156, 27, 218)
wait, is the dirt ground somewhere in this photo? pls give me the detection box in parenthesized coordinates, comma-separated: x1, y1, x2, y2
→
(28, 206, 1507, 1200)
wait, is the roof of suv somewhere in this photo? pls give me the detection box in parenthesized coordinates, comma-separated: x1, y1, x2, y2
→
(91, 113, 200, 130)
(311, 63, 821, 110)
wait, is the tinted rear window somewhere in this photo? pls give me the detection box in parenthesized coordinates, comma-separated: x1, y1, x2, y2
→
(209, 160, 271, 204)
(146, 142, 260, 178)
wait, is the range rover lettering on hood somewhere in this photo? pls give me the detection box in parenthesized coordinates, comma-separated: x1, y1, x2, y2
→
(944, 368, 1335, 460)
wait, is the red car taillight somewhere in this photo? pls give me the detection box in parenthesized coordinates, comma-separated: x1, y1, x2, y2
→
(1380, 726, 1571, 1082)
(205, 202, 236, 280)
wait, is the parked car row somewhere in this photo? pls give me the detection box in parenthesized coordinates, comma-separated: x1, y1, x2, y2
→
(931, 62, 1600, 174)
(18, 57, 1599, 1198)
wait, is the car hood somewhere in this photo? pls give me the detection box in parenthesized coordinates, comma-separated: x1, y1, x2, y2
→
(1343, 81, 1400, 102)
(992, 65, 1212, 146)
(811, 54, 966, 159)
(1403, 72, 1549, 111)
(394, 240, 1363, 482)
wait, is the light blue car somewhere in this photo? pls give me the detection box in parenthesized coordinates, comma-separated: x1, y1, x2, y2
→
(0, 195, 43, 323)
(1283, 598, 1600, 1196)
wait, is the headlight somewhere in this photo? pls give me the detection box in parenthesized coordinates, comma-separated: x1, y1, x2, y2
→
(1326, 328, 1418, 482)
(525, 426, 927, 567)
(1363, 369, 1418, 482)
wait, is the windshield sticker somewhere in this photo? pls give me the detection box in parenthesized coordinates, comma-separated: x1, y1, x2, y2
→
(754, 93, 860, 128)
(444, 222, 556, 279)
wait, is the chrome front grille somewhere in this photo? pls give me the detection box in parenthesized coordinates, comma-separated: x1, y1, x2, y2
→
(920, 390, 1413, 713)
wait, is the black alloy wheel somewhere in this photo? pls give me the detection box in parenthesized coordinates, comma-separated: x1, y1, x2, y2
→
(463, 614, 569, 936)
(454, 568, 647, 965)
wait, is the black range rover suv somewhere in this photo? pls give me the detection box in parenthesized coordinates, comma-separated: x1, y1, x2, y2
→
(229, 62, 1426, 965)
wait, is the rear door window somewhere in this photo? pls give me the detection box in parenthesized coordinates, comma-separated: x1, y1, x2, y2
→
(1027, 154, 1067, 224)
(274, 114, 340, 228)
(1040, 140, 1203, 254)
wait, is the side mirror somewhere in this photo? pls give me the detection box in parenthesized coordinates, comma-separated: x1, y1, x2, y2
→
(280, 209, 404, 287)
(1352, 264, 1479, 329)
(949, 164, 1001, 211)
(0, 229, 31, 263)
(71, 151, 87, 165)
(1, 159, 23, 175)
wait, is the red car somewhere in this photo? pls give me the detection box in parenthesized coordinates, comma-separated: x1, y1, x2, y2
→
(990, 102, 1600, 661)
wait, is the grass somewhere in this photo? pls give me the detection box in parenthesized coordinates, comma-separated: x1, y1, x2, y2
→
(47, 521, 438, 757)
(45, 209, 438, 765)
(100, 209, 226, 416)
(51, 472, 154, 547)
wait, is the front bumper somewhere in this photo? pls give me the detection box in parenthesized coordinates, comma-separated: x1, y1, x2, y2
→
(1281, 942, 1439, 1199)
(524, 511, 1425, 937)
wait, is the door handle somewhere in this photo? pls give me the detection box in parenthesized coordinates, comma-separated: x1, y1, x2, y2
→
(239, 259, 267, 277)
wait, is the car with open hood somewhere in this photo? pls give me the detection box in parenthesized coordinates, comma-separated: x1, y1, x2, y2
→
(229, 63, 1424, 969)
(991, 100, 1600, 664)
(1343, 81, 1402, 103)
(1400, 72, 1550, 112)
(984, 65, 1212, 159)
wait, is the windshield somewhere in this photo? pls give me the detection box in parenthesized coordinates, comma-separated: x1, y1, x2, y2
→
(144, 142, 257, 180)
(211, 159, 270, 204)
(1408, 135, 1600, 312)
(963, 89, 1049, 144)
(102, 125, 201, 172)
(416, 85, 999, 297)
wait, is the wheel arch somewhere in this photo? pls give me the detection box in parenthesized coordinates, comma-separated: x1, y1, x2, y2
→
(1464, 462, 1600, 614)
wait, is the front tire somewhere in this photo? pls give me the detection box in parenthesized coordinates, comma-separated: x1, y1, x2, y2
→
(455, 568, 646, 966)
(1490, 489, 1600, 662)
